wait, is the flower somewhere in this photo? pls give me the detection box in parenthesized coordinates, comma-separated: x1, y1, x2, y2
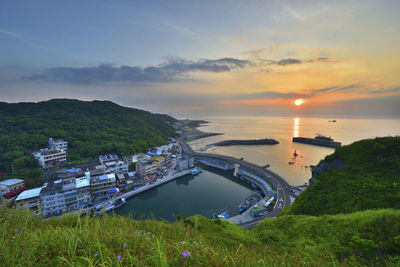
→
(95, 253, 99, 257)
(182, 252, 188, 258)
(117, 255, 121, 261)
(186, 251, 191, 255)
(123, 243, 126, 248)
(14, 229, 19, 232)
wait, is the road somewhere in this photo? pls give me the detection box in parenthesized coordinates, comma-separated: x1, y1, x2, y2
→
(179, 140, 293, 228)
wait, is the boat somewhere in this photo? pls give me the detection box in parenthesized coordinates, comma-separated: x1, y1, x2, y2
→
(113, 198, 126, 209)
(288, 161, 294, 165)
(292, 134, 341, 148)
(238, 191, 261, 213)
(190, 168, 202, 175)
(239, 203, 249, 213)
(293, 150, 298, 157)
(213, 208, 230, 219)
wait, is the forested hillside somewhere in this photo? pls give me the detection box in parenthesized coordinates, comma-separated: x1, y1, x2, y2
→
(0, 99, 176, 186)
(282, 136, 400, 216)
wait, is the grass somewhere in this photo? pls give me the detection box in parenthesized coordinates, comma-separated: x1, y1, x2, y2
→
(1, 206, 400, 266)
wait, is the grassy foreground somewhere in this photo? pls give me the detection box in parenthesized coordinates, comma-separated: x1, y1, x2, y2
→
(1, 207, 400, 266)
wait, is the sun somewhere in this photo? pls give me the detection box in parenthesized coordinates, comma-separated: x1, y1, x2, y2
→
(294, 99, 304, 106)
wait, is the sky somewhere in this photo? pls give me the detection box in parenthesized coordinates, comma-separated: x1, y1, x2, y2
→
(0, 0, 399, 117)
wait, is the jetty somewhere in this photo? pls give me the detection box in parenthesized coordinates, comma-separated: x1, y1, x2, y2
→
(292, 135, 341, 148)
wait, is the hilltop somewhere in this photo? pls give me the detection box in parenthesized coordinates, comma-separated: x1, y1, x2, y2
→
(0, 99, 176, 186)
(283, 136, 400, 216)
(1, 207, 400, 266)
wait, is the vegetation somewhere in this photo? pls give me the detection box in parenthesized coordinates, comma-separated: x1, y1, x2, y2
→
(0, 99, 176, 186)
(1, 207, 400, 266)
(283, 136, 400, 216)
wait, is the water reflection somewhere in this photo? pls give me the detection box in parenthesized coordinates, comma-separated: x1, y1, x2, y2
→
(293, 117, 300, 137)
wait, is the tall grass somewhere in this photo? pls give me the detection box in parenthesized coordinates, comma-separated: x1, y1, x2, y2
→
(1, 206, 400, 266)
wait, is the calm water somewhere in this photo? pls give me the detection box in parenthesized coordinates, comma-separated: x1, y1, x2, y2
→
(115, 165, 253, 222)
(117, 115, 400, 220)
(188, 115, 400, 185)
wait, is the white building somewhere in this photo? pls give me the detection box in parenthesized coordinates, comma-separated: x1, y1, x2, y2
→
(40, 173, 91, 218)
(34, 149, 67, 169)
(98, 154, 128, 174)
(48, 138, 68, 151)
(0, 178, 25, 192)
(15, 187, 42, 216)
(0, 185, 9, 196)
(99, 154, 119, 164)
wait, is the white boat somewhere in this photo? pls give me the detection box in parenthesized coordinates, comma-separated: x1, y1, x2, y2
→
(191, 168, 202, 175)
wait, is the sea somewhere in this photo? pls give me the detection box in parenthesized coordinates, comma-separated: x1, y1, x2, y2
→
(186, 115, 400, 186)
(116, 115, 400, 221)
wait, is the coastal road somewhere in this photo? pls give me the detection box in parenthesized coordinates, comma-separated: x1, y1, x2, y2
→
(179, 140, 292, 228)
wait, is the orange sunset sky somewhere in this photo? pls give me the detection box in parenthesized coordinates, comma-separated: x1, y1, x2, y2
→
(1, 1, 399, 116)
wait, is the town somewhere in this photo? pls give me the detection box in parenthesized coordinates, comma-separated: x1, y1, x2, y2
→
(0, 137, 198, 218)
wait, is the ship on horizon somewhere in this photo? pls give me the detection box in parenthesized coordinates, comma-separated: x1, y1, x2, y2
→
(292, 134, 342, 148)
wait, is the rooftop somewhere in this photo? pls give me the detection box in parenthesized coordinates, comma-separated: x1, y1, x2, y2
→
(15, 187, 42, 201)
(99, 154, 119, 162)
(76, 177, 90, 188)
(0, 178, 24, 187)
(252, 205, 267, 212)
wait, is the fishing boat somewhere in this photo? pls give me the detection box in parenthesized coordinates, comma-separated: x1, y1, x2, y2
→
(213, 208, 230, 219)
(113, 198, 126, 209)
(190, 168, 202, 175)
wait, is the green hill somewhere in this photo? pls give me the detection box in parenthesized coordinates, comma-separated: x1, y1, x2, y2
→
(0, 99, 176, 186)
(1, 207, 400, 266)
(283, 136, 400, 216)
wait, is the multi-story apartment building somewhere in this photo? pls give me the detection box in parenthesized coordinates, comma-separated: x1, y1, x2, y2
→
(99, 154, 119, 164)
(15, 187, 42, 216)
(152, 156, 166, 170)
(136, 159, 157, 183)
(48, 138, 68, 151)
(34, 149, 67, 169)
(40, 173, 91, 218)
(90, 173, 116, 201)
(0, 178, 25, 192)
(99, 154, 128, 174)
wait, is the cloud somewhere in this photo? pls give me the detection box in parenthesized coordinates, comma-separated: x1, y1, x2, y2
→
(368, 86, 400, 94)
(275, 58, 302, 66)
(24, 57, 250, 84)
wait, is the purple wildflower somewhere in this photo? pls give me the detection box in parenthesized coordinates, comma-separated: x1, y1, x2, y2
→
(187, 251, 191, 255)
(182, 252, 188, 258)
(123, 243, 126, 248)
(95, 253, 99, 257)
(117, 255, 121, 261)
(14, 229, 19, 233)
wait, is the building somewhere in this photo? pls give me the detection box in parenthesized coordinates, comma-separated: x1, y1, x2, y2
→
(40, 172, 91, 218)
(0, 185, 9, 196)
(152, 156, 166, 170)
(136, 160, 157, 183)
(48, 138, 68, 151)
(15, 187, 42, 216)
(98, 154, 128, 174)
(104, 160, 128, 174)
(250, 205, 268, 217)
(0, 178, 25, 192)
(99, 154, 119, 164)
(34, 149, 67, 169)
(90, 173, 116, 201)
